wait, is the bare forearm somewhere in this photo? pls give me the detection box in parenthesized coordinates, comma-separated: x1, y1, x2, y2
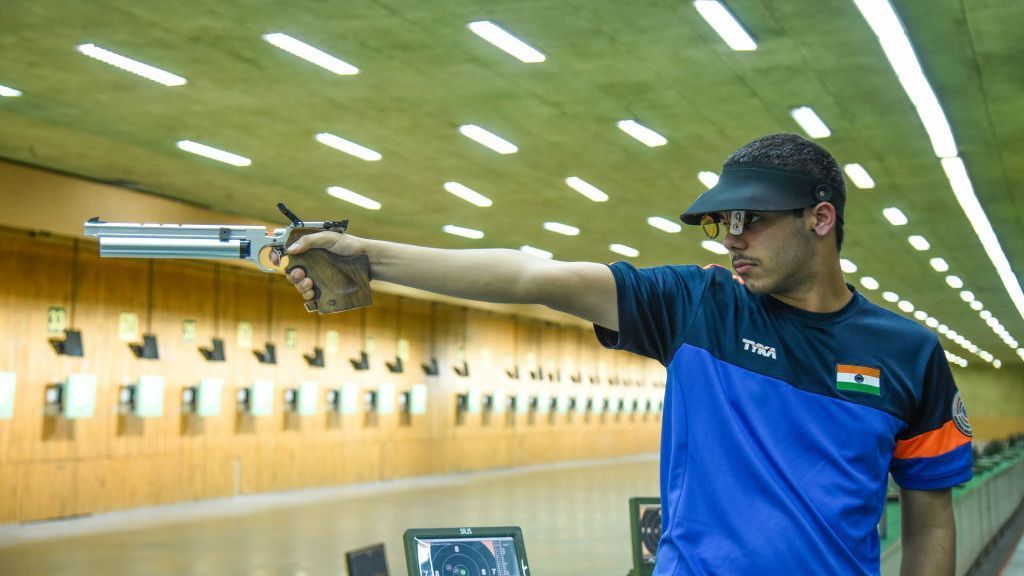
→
(359, 237, 554, 305)
(901, 527, 955, 576)
(900, 488, 956, 576)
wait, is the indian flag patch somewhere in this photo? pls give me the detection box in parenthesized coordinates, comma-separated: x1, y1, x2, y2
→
(836, 364, 881, 396)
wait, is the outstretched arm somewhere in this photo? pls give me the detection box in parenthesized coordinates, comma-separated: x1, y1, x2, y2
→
(278, 231, 619, 330)
(899, 487, 955, 576)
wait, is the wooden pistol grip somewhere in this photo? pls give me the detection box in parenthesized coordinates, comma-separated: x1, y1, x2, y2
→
(286, 249, 372, 314)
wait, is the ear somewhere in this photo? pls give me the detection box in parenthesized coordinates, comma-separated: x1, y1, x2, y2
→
(808, 202, 837, 239)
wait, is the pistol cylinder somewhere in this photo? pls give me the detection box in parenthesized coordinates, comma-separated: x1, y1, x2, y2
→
(98, 237, 249, 259)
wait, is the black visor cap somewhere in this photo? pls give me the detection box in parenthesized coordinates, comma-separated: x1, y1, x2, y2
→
(680, 163, 843, 225)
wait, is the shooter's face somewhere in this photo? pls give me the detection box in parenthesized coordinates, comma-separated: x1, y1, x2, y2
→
(721, 210, 814, 295)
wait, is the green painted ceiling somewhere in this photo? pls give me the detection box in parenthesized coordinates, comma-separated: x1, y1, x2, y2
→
(1, 0, 1021, 367)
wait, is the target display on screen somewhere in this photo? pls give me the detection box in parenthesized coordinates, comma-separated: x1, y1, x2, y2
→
(629, 497, 661, 575)
(404, 527, 530, 576)
(638, 504, 661, 563)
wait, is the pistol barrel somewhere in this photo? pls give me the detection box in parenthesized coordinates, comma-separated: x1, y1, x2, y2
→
(98, 237, 249, 259)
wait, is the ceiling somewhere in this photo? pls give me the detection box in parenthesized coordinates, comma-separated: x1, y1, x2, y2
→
(1, 0, 1021, 367)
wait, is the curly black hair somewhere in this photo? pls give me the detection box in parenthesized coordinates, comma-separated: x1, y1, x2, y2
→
(723, 133, 846, 250)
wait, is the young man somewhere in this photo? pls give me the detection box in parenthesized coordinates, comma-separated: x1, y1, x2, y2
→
(277, 134, 972, 575)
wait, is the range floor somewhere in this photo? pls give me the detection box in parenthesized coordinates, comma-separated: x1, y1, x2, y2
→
(0, 454, 659, 576)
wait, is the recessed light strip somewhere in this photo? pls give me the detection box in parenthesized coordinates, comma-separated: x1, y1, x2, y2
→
(790, 106, 831, 139)
(315, 133, 381, 161)
(843, 163, 875, 189)
(520, 245, 553, 259)
(327, 186, 381, 210)
(647, 217, 682, 234)
(609, 244, 639, 258)
(458, 124, 518, 154)
(444, 182, 492, 207)
(617, 120, 667, 147)
(693, 1, 758, 51)
(701, 240, 729, 255)
(443, 224, 484, 240)
(941, 157, 1024, 322)
(176, 140, 250, 166)
(565, 177, 608, 202)
(467, 21, 546, 63)
(851, 0, 956, 158)
(77, 44, 187, 86)
(262, 33, 358, 75)
(698, 171, 720, 189)
(543, 222, 580, 236)
(0, 83, 22, 97)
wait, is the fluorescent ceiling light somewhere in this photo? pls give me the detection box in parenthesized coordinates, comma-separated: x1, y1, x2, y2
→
(647, 216, 682, 233)
(467, 21, 545, 63)
(882, 291, 899, 303)
(443, 224, 484, 240)
(942, 157, 1024, 323)
(520, 245, 553, 259)
(176, 140, 251, 166)
(959, 290, 974, 303)
(929, 257, 949, 272)
(938, 324, 948, 334)
(898, 300, 915, 313)
(851, 0, 956, 158)
(443, 181, 493, 207)
(970, 301, 983, 311)
(925, 317, 939, 328)
(839, 258, 858, 273)
(701, 240, 729, 255)
(907, 235, 930, 251)
(980, 310, 992, 320)
(458, 124, 518, 154)
(789, 106, 831, 139)
(565, 177, 608, 202)
(327, 186, 381, 210)
(843, 163, 875, 189)
(262, 33, 358, 75)
(76, 43, 187, 86)
(617, 120, 667, 147)
(610, 244, 639, 258)
(698, 171, 720, 189)
(913, 310, 927, 321)
(693, 1, 758, 51)
(315, 132, 381, 161)
(860, 277, 879, 290)
(882, 207, 908, 226)
(0, 84, 22, 97)
(945, 275, 963, 289)
(994, 359, 1002, 369)
(543, 222, 580, 236)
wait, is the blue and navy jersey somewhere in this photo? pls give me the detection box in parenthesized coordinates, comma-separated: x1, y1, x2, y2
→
(595, 262, 973, 576)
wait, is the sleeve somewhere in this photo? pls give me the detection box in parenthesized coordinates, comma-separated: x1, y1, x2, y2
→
(889, 340, 974, 490)
(592, 262, 709, 365)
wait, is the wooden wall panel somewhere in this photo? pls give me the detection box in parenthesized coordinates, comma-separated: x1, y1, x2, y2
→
(0, 226, 663, 523)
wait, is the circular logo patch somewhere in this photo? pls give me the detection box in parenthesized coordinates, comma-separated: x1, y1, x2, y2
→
(952, 392, 972, 437)
(854, 374, 865, 384)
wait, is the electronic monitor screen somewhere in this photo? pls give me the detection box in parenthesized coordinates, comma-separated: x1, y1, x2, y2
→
(404, 527, 529, 576)
(346, 543, 389, 576)
(629, 497, 661, 575)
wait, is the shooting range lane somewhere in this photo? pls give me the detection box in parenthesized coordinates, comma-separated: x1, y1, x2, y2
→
(0, 456, 659, 575)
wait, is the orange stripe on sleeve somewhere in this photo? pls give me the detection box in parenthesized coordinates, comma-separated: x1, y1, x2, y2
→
(893, 420, 971, 460)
